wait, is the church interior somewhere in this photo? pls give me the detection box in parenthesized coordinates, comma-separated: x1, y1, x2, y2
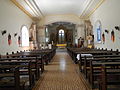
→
(0, 0, 120, 90)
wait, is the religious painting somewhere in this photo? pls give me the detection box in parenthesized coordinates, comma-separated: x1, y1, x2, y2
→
(8, 34, 12, 45)
(111, 30, 115, 42)
(102, 33, 105, 44)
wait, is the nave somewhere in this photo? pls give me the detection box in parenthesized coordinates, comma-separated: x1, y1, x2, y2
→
(33, 51, 90, 90)
(1, 0, 120, 90)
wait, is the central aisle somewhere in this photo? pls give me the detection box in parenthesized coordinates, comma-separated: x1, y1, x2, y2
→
(33, 51, 90, 90)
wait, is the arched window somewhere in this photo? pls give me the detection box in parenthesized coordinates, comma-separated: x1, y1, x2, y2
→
(59, 29, 65, 43)
(59, 29, 64, 35)
(95, 20, 102, 43)
(21, 26, 29, 46)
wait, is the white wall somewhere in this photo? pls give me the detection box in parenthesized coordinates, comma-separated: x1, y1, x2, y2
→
(0, 0, 32, 55)
(90, 0, 120, 51)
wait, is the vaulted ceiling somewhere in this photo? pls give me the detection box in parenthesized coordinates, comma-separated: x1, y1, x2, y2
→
(11, 0, 104, 20)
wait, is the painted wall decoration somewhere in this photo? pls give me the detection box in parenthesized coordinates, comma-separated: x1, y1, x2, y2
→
(18, 36, 20, 45)
(8, 34, 12, 45)
(95, 20, 102, 43)
(102, 33, 105, 44)
(111, 30, 115, 42)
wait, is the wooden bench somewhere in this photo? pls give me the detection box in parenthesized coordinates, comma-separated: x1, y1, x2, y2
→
(95, 62, 120, 90)
(0, 61, 35, 90)
(81, 55, 120, 72)
(89, 58, 120, 89)
(67, 47, 119, 64)
(2, 53, 44, 74)
(0, 57, 42, 80)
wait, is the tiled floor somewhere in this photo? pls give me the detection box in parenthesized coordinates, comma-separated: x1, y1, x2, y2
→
(33, 51, 91, 90)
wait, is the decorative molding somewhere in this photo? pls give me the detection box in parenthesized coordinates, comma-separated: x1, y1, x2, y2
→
(27, 0, 42, 16)
(10, 0, 33, 19)
(24, 0, 39, 16)
(85, 0, 105, 18)
(80, 0, 94, 18)
(32, 0, 44, 17)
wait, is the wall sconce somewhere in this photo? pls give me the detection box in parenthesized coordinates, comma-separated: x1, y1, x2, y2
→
(1, 30, 7, 35)
(14, 33, 17, 37)
(105, 29, 109, 34)
(115, 26, 120, 31)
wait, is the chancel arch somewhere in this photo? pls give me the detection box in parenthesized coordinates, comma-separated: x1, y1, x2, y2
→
(45, 22, 75, 47)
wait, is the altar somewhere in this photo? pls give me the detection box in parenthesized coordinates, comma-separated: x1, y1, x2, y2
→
(56, 44, 67, 49)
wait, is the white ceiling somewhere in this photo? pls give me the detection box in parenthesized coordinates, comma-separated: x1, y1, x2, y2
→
(15, 0, 104, 19)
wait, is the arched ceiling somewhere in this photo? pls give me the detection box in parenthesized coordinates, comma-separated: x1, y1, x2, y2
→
(11, 0, 105, 20)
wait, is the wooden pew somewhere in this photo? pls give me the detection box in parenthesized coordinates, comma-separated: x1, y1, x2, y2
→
(2, 53, 44, 74)
(0, 48, 56, 90)
(0, 66, 21, 90)
(81, 55, 120, 73)
(89, 58, 120, 89)
(0, 57, 41, 80)
(92, 62, 120, 90)
(67, 47, 119, 64)
(0, 61, 35, 90)
(6, 48, 56, 65)
(100, 62, 120, 90)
